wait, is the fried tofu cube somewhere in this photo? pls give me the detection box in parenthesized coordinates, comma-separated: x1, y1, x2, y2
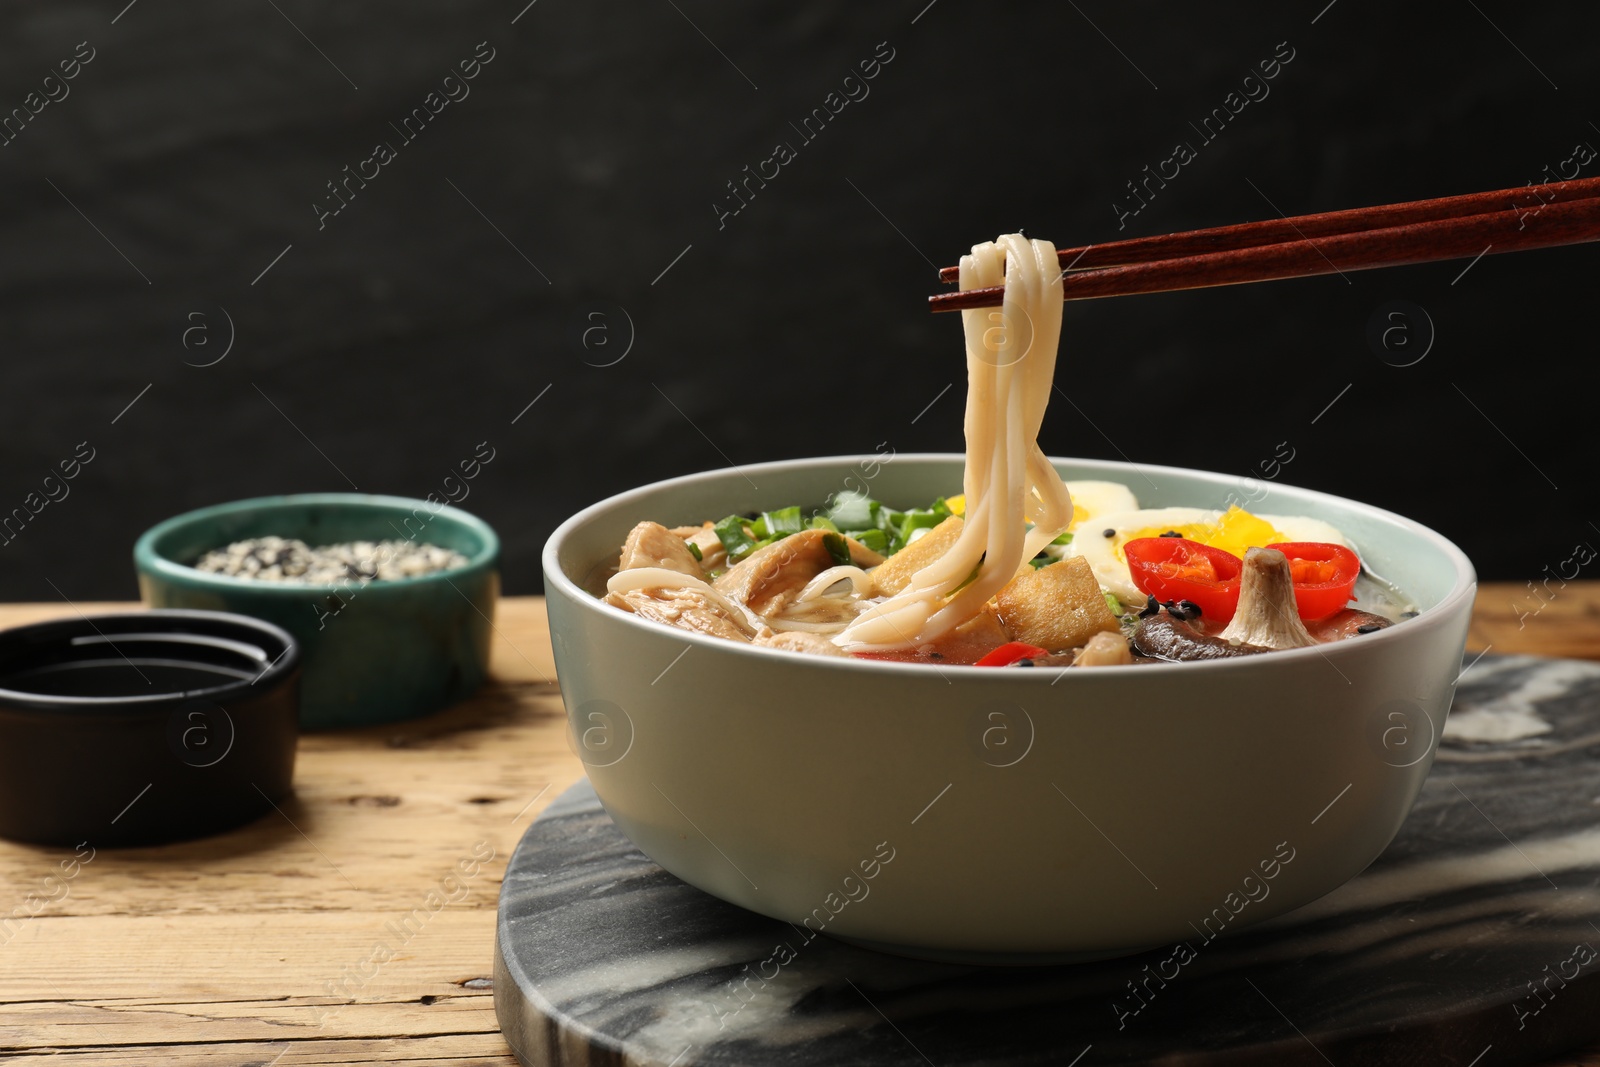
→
(994, 556, 1118, 652)
(869, 516, 964, 596)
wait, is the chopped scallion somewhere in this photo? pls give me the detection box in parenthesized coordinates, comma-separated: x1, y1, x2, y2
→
(853, 528, 889, 554)
(822, 531, 853, 567)
(686, 541, 702, 562)
(897, 509, 944, 546)
(713, 515, 758, 562)
(826, 491, 880, 531)
(762, 506, 804, 537)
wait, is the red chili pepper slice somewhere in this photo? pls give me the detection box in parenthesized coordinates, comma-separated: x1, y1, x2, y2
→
(974, 641, 1051, 667)
(1123, 537, 1244, 623)
(1265, 542, 1361, 620)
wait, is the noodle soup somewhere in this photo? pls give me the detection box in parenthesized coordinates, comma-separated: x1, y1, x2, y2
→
(593, 486, 1415, 667)
(596, 233, 1415, 668)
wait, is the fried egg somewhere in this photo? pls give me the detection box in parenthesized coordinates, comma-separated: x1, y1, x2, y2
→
(950, 480, 1137, 531)
(1062, 505, 1351, 602)
(1062, 480, 1140, 529)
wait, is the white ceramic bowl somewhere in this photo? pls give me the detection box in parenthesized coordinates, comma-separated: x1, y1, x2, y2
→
(542, 455, 1475, 963)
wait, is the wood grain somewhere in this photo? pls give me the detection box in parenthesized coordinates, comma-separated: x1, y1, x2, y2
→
(1, 589, 1596, 1066)
(928, 196, 1600, 311)
(933, 175, 1600, 282)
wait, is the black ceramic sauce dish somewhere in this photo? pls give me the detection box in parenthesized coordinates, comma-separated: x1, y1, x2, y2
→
(0, 610, 300, 846)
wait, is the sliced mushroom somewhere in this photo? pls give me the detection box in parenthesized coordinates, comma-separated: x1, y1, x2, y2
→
(1308, 608, 1393, 642)
(1074, 630, 1134, 667)
(1215, 547, 1318, 651)
(1133, 614, 1266, 661)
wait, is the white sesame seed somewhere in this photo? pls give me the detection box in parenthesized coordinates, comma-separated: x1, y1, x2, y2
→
(192, 537, 470, 584)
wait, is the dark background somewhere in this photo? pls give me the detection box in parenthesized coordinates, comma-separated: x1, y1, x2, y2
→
(2, 0, 1595, 602)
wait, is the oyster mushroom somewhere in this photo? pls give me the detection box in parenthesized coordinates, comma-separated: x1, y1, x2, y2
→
(1309, 609, 1393, 642)
(1215, 547, 1317, 651)
(1133, 614, 1265, 661)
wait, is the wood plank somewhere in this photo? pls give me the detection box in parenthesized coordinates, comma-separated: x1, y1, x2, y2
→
(0, 912, 500, 1041)
(0, 598, 566, 1065)
(0, 592, 1597, 1065)
(0, 1034, 514, 1065)
(1469, 581, 1600, 661)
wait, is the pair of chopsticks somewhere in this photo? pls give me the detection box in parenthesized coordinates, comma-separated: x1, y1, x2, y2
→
(928, 176, 1600, 312)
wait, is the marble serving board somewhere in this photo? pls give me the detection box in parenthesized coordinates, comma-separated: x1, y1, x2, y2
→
(494, 654, 1600, 1066)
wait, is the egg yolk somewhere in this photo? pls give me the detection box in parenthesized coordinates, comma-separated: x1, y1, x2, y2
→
(1115, 506, 1288, 561)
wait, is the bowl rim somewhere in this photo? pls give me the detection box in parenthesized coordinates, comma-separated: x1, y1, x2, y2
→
(134, 492, 501, 594)
(0, 608, 301, 711)
(542, 453, 1478, 679)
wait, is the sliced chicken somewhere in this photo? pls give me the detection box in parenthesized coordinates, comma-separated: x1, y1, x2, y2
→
(606, 585, 758, 644)
(672, 523, 727, 572)
(715, 530, 884, 616)
(618, 521, 703, 578)
(754, 631, 850, 658)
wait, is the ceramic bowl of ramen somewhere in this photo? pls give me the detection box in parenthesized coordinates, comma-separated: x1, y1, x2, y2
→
(542, 454, 1475, 963)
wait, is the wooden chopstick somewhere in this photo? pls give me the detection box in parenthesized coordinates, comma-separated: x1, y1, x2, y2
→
(934, 175, 1600, 284)
(928, 192, 1600, 313)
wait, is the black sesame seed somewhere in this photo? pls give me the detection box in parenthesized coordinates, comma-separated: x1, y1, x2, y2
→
(1138, 595, 1160, 618)
(1158, 599, 1199, 622)
(1159, 530, 1182, 538)
(1014, 658, 1035, 667)
(1103, 528, 1116, 538)
(1356, 623, 1384, 634)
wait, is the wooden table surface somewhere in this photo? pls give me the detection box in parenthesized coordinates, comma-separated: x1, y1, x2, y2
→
(1, 587, 1597, 1066)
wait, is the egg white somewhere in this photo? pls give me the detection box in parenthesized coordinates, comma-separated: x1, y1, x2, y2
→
(1064, 480, 1140, 527)
(1038, 481, 1141, 565)
(1256, 514, 1350, 548)
(1063, 507, 1214, 600)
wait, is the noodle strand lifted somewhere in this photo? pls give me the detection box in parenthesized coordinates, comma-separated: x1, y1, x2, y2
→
(835, 234, 1072, 651)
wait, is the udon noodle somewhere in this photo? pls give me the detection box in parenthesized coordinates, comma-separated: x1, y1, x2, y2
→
(599, 231, 1405, 666)
(834, 234, 1071, 651)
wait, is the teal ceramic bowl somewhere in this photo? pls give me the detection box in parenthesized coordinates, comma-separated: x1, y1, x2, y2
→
(135, 494, 499, 729)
